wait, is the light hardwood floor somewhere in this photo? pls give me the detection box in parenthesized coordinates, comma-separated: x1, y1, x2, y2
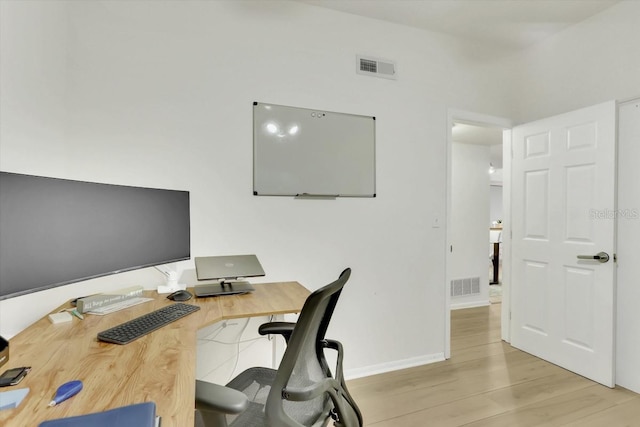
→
(348, 303, 640, 426)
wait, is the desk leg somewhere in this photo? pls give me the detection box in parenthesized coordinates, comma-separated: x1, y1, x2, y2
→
(270, 314, 286, 369)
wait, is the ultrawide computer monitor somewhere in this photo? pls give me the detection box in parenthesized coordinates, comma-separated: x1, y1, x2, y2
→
(0, 171, 191, 300)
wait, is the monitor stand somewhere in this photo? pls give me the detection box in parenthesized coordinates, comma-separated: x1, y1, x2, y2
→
(219, 279, 247, 286)
(158, 282, 187, 294)
(156, 267, 186, 294)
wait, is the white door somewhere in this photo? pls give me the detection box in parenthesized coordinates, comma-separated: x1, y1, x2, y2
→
(510, 101, 617, 387)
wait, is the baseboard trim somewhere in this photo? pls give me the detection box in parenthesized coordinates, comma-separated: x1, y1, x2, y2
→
(345, 352, 445, 380)
(450, 300, 490, 310)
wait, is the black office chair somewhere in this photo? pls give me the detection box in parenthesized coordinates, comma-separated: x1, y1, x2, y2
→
(195, 268, 363, 427)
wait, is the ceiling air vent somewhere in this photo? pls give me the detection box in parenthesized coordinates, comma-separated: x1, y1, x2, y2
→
(356, 55, 396, 80)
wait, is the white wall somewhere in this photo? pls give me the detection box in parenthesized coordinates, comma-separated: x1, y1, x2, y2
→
(0, 0, 512, 376)
(505, 0, 640, 123)
(616, 99, 640, 392)
(490, 185, 503, 226)
(450, 142, 490, 308)
(0, 0, 69, 169)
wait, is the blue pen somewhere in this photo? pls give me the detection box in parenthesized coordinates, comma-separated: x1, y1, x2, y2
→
(48, 380, 83, 407)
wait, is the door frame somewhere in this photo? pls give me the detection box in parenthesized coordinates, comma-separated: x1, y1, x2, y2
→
(445, 108, 512, 358)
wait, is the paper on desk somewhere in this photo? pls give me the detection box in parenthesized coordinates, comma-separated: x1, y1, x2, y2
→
(0, 387, 29, 410)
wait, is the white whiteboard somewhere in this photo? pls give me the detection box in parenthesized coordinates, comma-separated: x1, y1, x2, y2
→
(253, 102, 376, 197)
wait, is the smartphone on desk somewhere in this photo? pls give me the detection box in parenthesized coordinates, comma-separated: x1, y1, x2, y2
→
(0, 366, 31, 387)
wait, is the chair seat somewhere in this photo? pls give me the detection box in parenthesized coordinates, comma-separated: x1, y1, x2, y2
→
(226, 367, 328, 427)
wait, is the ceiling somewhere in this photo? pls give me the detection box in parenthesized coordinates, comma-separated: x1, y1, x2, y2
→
(452, 123, 505, 182)
(293, 0, 620, 53)
(452, 123, 502, 146)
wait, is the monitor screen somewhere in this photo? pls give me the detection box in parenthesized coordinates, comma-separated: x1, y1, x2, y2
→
(0, 172, 191, 300)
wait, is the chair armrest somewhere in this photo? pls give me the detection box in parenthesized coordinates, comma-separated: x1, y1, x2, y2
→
(258, 322, 295, 342)
(195, 380, 248, 415)
(323, 339, 346, 383)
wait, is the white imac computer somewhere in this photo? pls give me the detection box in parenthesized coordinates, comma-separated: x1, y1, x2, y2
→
(193, 254, 265, 297)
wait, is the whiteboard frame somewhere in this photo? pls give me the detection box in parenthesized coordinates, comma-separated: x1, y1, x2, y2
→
(253, 102, 376, 198)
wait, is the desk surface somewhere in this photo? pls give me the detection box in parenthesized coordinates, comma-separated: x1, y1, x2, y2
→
(0, 281, 309, 427)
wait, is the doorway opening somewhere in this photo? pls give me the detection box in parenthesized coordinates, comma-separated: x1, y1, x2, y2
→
(445, 109, 511, 359)
(451, 122, 504, 304)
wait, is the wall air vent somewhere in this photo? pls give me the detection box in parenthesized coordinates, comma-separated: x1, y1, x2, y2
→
(356, 55, 396, 80)
(451, 277, 481, 297)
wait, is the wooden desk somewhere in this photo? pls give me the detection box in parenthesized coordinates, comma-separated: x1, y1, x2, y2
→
(0, 282, 309, 427)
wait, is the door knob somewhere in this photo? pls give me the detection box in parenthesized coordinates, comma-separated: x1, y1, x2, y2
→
(577, 252, 610, 263)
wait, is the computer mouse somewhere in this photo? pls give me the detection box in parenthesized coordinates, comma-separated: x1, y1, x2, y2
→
(167, 290, 193, 302)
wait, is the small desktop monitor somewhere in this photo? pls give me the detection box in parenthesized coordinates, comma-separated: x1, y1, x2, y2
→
(193, 254, 265, 297)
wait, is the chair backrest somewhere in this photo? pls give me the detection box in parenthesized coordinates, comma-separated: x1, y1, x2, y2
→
(265, 268, 362, 427)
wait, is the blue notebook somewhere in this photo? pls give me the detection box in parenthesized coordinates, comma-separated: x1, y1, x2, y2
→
(38, 402, 156, 427)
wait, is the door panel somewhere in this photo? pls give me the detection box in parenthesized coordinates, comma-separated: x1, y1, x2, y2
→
(522, 260, 549, 335)
(563, 266, 595, 349)
(524, 170, 549, 238)
(511, 101, 616, 387)
(565, 165, 595, 241)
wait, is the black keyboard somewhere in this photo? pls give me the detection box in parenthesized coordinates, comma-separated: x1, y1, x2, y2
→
(97, 303, 200, 345)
